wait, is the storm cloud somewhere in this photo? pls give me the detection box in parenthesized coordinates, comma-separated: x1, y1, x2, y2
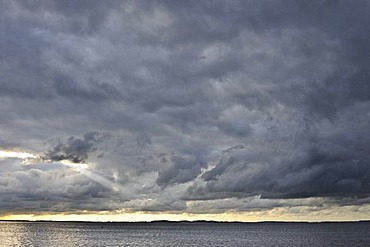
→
(43, 132, 108, 163)
(0, 0, 369, 219)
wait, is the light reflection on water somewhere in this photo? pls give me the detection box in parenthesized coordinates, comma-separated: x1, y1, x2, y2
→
(0, 221, 369, 247)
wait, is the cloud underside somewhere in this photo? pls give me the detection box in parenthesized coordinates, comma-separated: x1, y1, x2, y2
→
(0, 0, 369, 217)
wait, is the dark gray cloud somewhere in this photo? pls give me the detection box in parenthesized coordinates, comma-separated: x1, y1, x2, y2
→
(0, 0, 369, 218)
(1, 0, 120, 34)
(43, 132, 108, 163)
(156, 154, 203, 187)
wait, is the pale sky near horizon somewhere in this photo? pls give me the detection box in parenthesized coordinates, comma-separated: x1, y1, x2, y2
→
(0, 0, 370, 222)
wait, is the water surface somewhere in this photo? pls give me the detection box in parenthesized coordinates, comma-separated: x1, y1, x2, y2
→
(0, 221, 369, 246)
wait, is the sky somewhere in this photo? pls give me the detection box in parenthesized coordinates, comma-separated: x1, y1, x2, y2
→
(0, 0, 369, 222)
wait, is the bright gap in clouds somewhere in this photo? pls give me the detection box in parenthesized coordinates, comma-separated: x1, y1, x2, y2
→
(59, 160, 128, 196)
(0, 149, 127, 197)
(0, 150, 37, 159)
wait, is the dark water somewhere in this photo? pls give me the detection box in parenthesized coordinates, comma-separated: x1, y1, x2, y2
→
(0, 221, 369, 246)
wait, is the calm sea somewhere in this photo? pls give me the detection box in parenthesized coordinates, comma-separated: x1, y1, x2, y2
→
(0, 221, 369, 246)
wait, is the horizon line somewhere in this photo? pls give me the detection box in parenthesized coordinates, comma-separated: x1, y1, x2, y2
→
(1, 219, 369, 224)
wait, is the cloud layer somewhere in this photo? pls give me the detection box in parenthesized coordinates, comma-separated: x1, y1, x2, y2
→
(0, 0, 369, 219)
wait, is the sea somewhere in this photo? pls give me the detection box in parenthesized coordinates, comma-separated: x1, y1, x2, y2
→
(0, 221, 369, 247)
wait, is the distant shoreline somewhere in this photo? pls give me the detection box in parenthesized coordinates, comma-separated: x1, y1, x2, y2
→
(1, 219, 369, 224)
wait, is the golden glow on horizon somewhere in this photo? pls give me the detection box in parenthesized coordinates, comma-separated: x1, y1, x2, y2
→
(1, 204, 370, 222)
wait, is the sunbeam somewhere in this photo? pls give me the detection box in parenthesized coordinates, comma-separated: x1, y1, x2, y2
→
(59, 160, 130, 198)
